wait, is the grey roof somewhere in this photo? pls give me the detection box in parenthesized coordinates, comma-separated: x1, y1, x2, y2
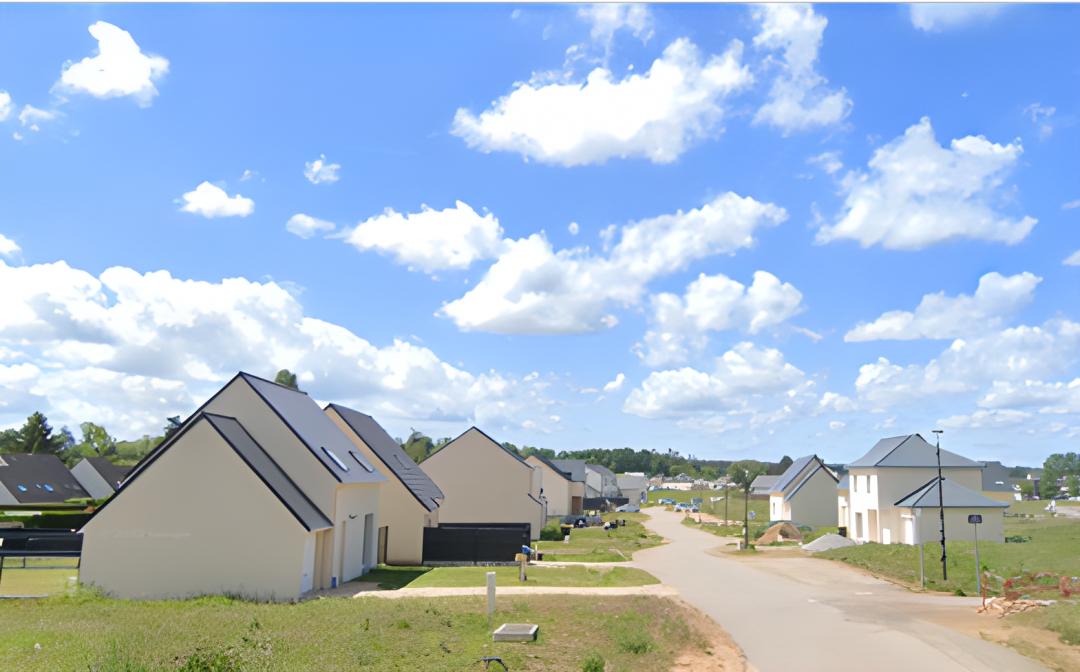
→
(750, 474, 779, 492)
(781, 458, 838, 501)
(551, 459, 587, 482)
(528, 454, 573, 481)
(586, 463, 617, 480)
(84, 457, 130, 489)
(981, 461, 1015, 492)
(204, 415, 332, 531)
(0, 453, 89, 503)
(327, 404, 443, 512)
(848, 434, 983, 469)
(837, 474, 850, 490)
(772, 455, 817, 493)
(894, 477, 1010, 509)
(239, 373, 385, 486)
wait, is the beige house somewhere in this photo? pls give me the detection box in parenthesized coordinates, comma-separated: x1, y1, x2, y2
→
(894, 477, 1008, 544)
(70, 457, 130, 500)
(767, 455, 838, 528)
(326, 403, 442, 565)
(422, 427, 546, 539)
(845, 434, 1002, 545)
(526, 454, 584, 516)
(81, 372, 386, 600)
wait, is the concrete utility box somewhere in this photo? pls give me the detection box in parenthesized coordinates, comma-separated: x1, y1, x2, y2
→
(493, 623, 539, 642)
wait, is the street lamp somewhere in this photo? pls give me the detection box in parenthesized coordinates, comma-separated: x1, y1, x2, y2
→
(932, 429, 947, 581)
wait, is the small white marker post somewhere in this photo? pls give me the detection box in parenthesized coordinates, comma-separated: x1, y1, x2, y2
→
(486, 571, 496, 617)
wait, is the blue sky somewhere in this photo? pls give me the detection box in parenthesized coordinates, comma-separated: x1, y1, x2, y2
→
(0, 3, 1078, 465)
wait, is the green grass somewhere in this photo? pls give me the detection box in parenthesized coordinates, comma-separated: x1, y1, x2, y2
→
(681, 516, 770, 541)
(406, 565, 658, 588)
(361, 566, 432, 590)
(0, 558, 81, 597)
(818, 515, 1080, 596)
(1012, 600, 1080, 646)
(0, 591, 710, 671)
(537, 513, 663, 562)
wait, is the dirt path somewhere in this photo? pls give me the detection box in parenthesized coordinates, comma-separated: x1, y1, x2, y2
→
(633, 508, 1047, 672)
(350, 583, 679, 599)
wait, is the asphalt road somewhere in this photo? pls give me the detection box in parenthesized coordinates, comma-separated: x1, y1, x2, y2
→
(633, 508, 1047, 672)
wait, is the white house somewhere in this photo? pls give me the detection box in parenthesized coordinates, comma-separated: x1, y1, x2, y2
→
(845, 434, 1001, 545)
(81, 372, 386, 600)
(767, 455, 838, 528)
(70, 457, 130, 500)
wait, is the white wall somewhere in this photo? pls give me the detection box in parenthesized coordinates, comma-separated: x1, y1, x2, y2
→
(847, 466, 983, 544)
(333, 484, 380, 583)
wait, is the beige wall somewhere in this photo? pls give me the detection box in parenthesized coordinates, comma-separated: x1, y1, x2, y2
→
(847, 466, 984, 544)
(327, 409, 432, 565)
(905, 507, 1005, 544)
(332, 484, 379, 583)
(787, 468, 840, 528)
(423, 429, 544, 539)
(527, 456, 573, 517)
(81, 421, 313, 601)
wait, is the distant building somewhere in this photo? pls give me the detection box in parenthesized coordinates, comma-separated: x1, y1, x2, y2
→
(0, 453, 89, 505)
(528, 455, 584, 516)
(767, 455, 838, 528)
(616, 472, 647, 505)
(70, 457, 130, 500)
(980, 461, 1019, 502)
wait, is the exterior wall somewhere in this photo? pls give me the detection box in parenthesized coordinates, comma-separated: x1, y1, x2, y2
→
(847, 466, 985, 544)
(527, 457, 573, 517)
(787, 468, 841, 528)
(423, 430, 544, 539)
(769, 494, 784, 521)
(907, 507, 1005, 544)
(569, 481, 585, 515)
(332, 484, 380, 583)
(204, 379, 339, 517)
(837, 489, 849, 528)
(72, 460, 115, 499)
(80, 421, 312, 601)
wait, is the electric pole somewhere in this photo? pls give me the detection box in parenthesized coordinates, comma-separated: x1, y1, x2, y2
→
(933, 429, 947, 581)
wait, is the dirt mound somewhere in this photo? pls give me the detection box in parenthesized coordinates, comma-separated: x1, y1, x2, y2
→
(802, 533, 856, 553)
(755, 522, 802, 545)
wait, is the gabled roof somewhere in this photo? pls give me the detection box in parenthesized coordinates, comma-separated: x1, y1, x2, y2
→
(527, 454, 573, 482)
(237, 373, 385, 486)
(750, 474, 778, 492)
(894, 476, 1009, 509)
(83, 457, 131, 489)
(772, 456, 817, 493)
(981, 461, 1015, 492)
(0, 453, 89, 503)
(775, 456, 838, 501)
(427, 426, 530, 469)
(327, 403, 443, 512)
(85, 413, 332, 532)
(848, 434, 983, 469)
(550, 459, 587, 482)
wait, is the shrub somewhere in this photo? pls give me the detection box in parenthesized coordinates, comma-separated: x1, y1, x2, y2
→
(539, 521, 564, 541)
(581, 652, 605, 672)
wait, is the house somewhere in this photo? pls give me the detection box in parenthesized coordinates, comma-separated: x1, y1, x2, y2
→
(70, 457, 131, 499)
(893, 476, 1009, 543)
(421, 427, 546, 540)
(845, 434, 993, 545)
(616, 472, 647, 506)
(81, 372, 386, 600)
(325, 403, 442, 565)
(980, 461, 1019, 502)
(767, 455, 838, 528)
(584, 464, 620, 498)
(0, 453, 89, 505)
(750, 474, 778, 498)
(527, 454, 584, 516)
(836, 474, 850, 528)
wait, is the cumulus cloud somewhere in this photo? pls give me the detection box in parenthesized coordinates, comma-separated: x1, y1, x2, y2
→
(979, 379, 1080, 415)
(818, 117, 1036, 250)
(568, 221, 580, 236)
(1065, 250, 1080, 266)
(0, 91, 12, 121)
(910, 4, 1004, 32)
(439, 192, 787, 333)
(286, 214, 335, 239)
(635, 270, 803, 366)
(602, 372, 626, 393)
(340, 201, 504, 273)
(304, 154, 341, 184)
(1024, 103, 1056, 140)
(18, 105, 58, 132)
(452, 37, 752, 166)
(56, 21, 169, 106)
(752, 4, 852, 133)
(845, 272, 1040, 342)
(938, 409, 1031, 429)
(179, 182, 255, 219)
(577, 4, 653, 61)
(0, 233, 19, 258)
(0, 259, 554, 435)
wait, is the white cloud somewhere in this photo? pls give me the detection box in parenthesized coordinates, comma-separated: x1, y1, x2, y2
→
(910, 5, 1004, 32)
(1063, 199, 1080, 211)
(0, 91, 12, 121)
(817, 117, 1036, 250)
(938, 409, 1031, 429)
(18, 105, 58, 132)
(286, 214, 335, 239)
(636, 270, 803, 366)
(568, 221, 580, 236)
(56, 21, 169, 106)
(452, 37, 752, 166)
(439, 192, 786, 333)
(828, 420, 846, 431)
(0, 258, 554, 436)
(979, 379, 1080, 415)
(845, 272, 1040, 342)
(807, 150, 843, 175)
(602, 372, 626, 393)
(0, 234, 19, 258)
(341, 201, 504, 273)
(752, 4, 852, 133)
(818, 391, 856, 413)
(179, 182, 255, 219)
(1065, 250, 1080, 266)
(577, 4, 653, 59)
(1024, 103, 1055, 140)
(304, 154, 341, 184)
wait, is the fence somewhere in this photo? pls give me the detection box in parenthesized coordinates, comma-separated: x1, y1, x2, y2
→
(582, 497, 629, 512)
(0, 528, 82, 558)
(422, 523, 531, 564)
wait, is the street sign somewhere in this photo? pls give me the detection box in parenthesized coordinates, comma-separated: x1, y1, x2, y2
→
(748, 511, 756, 520)
(968, 514, 983, 524)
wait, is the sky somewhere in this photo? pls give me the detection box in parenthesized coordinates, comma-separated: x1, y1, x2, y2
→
(0, 3, 1078, 466)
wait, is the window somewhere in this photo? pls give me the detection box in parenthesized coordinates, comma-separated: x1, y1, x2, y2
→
(34, 483, 42, 489)
(43, 484, 54, 492)
(350, 451, 374, 473)
(321, 447, 349, 472)
(16, 484, 27, 492)
(869, 475, 876, 494)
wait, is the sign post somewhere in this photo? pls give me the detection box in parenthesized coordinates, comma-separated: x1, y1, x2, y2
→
(915, 508, 924, 589)
(968, 514, 983, 595)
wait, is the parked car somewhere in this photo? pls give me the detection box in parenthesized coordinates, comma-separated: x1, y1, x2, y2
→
(658, 498, 676, 505)
(615, 503, 640, 513)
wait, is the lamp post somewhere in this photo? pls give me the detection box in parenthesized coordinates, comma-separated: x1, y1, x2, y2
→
(932, 429, 947, 581)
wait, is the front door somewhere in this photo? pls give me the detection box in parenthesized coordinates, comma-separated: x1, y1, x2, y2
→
(378, 525, 388, 564)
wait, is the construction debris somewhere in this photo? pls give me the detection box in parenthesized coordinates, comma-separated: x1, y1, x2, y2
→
(755, 522, 803, 545)
(802, 533, 856, 553)
(976, 597, 1056, 618)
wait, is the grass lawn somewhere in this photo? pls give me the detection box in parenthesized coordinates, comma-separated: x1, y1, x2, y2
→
(537, 513, 663, 562)
(817, 514, 1080, 596)
(0, 592, 713, 671)
(0, 558, 80, 597)
(407, 565, 658, 588)
(681, 516, 771, 542)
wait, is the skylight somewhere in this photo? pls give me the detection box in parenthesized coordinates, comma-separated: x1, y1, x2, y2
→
(16, 485, 27, 492)
(321, 447, 349, 472)
(349, 450, 375, 473)
(44, 484, 54, 492)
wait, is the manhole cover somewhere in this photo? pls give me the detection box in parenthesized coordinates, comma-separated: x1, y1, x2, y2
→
(493, 623, 539, 642)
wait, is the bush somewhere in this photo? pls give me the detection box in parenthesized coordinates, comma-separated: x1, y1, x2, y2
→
(539, 521, 565, 541)
(581, 652, 605, 672)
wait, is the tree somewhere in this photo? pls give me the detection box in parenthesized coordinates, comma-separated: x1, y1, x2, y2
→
(6, 412, 69, 455)
(163, 416, 183, 440)
(1043, 453, 1080, 497)
(274, 369, 299, 391)
(1068, 475, 1080, 498)
(63, 422, 118, 466)
(727, 460, 767, 549)
(0, 428, 19, 454)
(1018, 480, 1035, 500)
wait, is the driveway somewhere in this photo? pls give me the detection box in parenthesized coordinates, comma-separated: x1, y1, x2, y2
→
(633, 508, 1047, 672)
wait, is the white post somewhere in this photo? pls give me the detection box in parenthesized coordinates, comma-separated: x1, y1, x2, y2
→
(486, 571, 496, 616)
(974, 522, 981, 596)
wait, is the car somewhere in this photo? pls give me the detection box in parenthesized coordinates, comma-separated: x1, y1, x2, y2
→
(658, 498, 676, 506)
(616, 503, 640, 513)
